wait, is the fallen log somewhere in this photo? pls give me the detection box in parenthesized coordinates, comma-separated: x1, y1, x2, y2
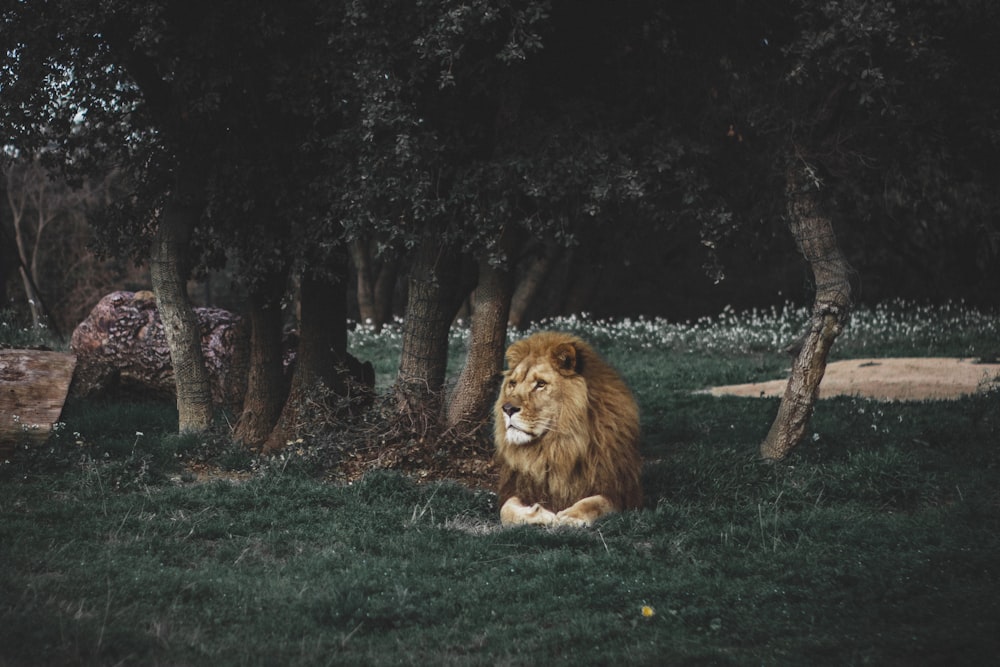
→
(0, 349, 77, 457)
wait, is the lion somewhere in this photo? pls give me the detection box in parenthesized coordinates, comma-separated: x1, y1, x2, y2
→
(494, 331, 643, 527)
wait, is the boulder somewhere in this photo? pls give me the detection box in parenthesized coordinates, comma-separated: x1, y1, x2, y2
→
(70, 291, 248, 410)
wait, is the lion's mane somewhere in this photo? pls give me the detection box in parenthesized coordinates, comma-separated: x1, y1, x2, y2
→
(494, 331, 643, 514)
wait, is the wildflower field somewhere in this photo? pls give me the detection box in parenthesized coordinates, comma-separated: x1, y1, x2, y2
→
(2, 301, 999, 666)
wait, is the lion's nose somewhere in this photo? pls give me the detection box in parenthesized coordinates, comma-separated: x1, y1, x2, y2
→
(502, 403, 520, 417)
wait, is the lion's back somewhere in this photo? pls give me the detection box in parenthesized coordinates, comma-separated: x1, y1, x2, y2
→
(577, 344, 643, 510)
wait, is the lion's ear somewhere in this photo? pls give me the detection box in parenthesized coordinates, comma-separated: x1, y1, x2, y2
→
(551, 342, 579, 375)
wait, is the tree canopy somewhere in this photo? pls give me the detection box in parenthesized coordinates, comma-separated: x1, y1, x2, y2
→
(5, 0, 997, 311)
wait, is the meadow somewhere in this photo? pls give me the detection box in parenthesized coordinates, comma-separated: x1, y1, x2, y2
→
(2, 301, 998, 666)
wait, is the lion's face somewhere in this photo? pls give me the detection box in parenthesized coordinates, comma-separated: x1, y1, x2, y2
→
(495, 338, 584, 447)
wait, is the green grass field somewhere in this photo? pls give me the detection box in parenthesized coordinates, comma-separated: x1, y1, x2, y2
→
(2, 301, 999, 665)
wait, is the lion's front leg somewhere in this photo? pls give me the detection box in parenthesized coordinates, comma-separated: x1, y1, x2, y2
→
(500, 497, 558, 526)
(554, 495, 617, 527)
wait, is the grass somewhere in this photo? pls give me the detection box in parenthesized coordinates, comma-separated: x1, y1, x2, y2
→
(2, 300, 999, 665)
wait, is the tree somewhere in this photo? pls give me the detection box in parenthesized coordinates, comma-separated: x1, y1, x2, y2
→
(4, 156, 63, 330)
(2, 154, 121, 335)
(148, 197, 214, 432)
(263, 270, 352, 453)
(395, 237, 471, 428)
(686, 0, 1000, 459)
(445, 236, 516, 432)
(507, 242, 558, 328)
(760, 157, 851, 460)
(231, 267, 288, 448)
(759, 0, 1000, 460)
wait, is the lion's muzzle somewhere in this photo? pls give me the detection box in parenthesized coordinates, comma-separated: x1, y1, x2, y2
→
(501, 404, 536, 445)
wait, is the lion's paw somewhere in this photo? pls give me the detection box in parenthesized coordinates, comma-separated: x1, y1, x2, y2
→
(501, 498, 557, 526)
(554, 509, 594, 528)
(523, 503, 557, 524)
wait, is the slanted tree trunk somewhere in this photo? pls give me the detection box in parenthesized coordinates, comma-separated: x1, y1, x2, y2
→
(446, 254, 514, 436)
(760, 158, 852, 461)
(234, 271, 289, 448)
(264, 269, 349, 452)
(150, 201, 213, 433)
(394, 237, 467, 431)
(509, 244, 557, 328)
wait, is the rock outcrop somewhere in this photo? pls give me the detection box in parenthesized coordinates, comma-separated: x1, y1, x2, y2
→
(70, 291, 248, 410)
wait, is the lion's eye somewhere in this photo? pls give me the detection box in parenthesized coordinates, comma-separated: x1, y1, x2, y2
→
(508, 380, 517, 390)
(534, 380, 547, 390)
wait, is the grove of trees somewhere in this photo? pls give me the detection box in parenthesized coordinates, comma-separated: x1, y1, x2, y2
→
(2, 0, 998, 460)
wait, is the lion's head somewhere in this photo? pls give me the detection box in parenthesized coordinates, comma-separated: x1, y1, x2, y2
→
(494, 331, 642, 521)
(495, 333, 588, 448)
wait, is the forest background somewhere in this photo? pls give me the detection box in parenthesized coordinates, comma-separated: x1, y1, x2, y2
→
(2, 0, 998, 454)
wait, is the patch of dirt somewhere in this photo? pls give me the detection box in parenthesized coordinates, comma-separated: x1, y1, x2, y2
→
(706, 357, 1000, 401)
(337, 436, 498, 490)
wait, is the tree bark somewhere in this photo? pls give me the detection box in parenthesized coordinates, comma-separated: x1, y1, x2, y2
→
(149, 201, 214, 433)
(445, 254, 514, 436)
(394, 237, 466, 430)
(234, 272, 289, 448)
(760, 159, 852, 461)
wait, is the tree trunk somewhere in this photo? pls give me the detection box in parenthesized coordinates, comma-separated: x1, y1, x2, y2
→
(149, 201, 213, 433)
(561, 247, 602, 316)
(234, 271, 289, 448)
(8, 173, 44, 329)
(509, 244, 557, 328)
(446, 254, 514, 436)
(0, 175, 8, 302)
(350, 238, 378, 326)
(373, 256, 399, 330)
(394, 237, 466, 431)
(264, 268, 349, 452)
(15, 266, 45, 330)
(760, 159, 852, 461)
(349, 237, 398, 332)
